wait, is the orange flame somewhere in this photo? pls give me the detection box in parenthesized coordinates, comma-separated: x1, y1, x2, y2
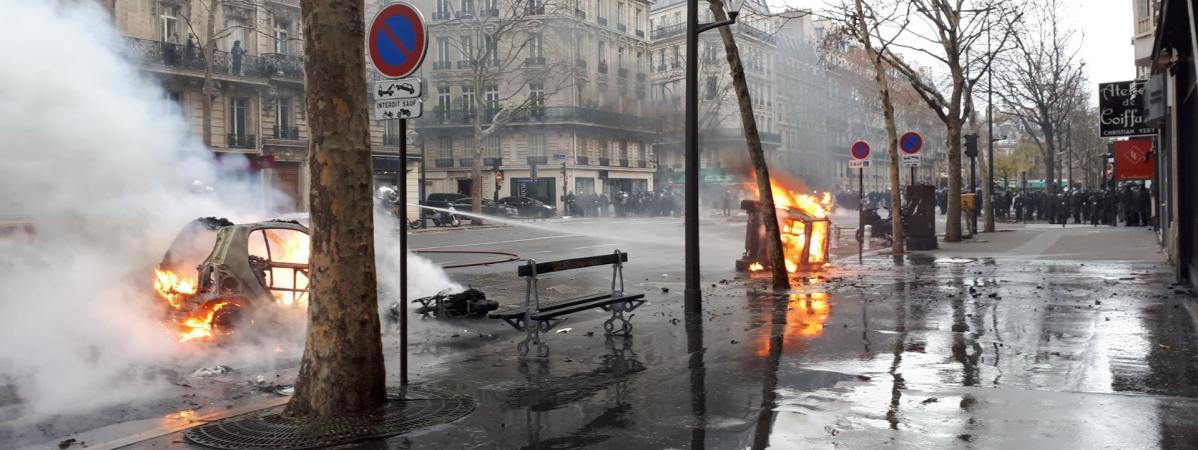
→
(154, 269, 196, 309)
(748, 262, 765, 272)
(748, 178, 834, 273)
(178, 301, 234, 342)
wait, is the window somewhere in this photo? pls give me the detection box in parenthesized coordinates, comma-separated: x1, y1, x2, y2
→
(672, 45, 680, 67)
(529, 82, 545, 107)
(437, 86, 451, 110)
(528, 134, 546, 156)
(247, 228, 311, 306)
(460, 35, 474, 61)
(484, 34, 498, 66)
(160, 5, 179, 42)
(230, 97, 248, 136)
(596, 0, 605, 18)
(484, 136, 501, 157)
(617, 46, 624, 70)
(598, 40, 606, 63)
(225, 17, 246, 51)
(635, 9, 643, 32)
(658, 48, 665, 69)
(484, 84, 498, 112)
(273, 18, 290, 54)
(528, 0, 544, 14)
(528, 33, 543, 59)
(616, 2, 624, 26)
(705, 76, 716, 99)
(438, 136, 453, 157)
(460, 0, 475, 15)
(636, 50, 643, 72)
(437, 37, 451, 62)
(482, 0, 497, 14)
(461, 86, 476, 112)
(277, 97, 293, 130)
(437, 0, 450, 14)
(164, 91, 184, 117)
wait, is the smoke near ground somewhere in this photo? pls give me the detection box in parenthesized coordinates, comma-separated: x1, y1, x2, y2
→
(0, 0, 460, 422)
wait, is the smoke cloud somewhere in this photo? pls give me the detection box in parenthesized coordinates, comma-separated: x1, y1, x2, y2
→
(0, 0, 460, 424)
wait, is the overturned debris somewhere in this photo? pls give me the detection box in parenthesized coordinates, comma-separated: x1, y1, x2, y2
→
(408, 288, 497, 318)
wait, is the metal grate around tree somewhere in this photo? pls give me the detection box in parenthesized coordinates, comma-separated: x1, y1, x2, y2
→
(184, 387, 474, 449)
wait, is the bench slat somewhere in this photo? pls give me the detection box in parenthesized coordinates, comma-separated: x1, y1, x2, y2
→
(528, 294, 645, 321)
(487, 292, 612, 319)
(517, 252, 628, 277)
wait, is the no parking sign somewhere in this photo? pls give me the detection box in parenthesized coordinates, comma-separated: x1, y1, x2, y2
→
(368, 3, 428, 79)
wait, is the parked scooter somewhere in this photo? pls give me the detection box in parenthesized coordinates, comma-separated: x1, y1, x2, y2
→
(856, 207, 904, 245)
(427, 205, 461, 228)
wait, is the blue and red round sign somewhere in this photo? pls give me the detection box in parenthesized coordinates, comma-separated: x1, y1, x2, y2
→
(369, 3, 428, 79)
(900, 131, 923, 155)
(850, 141, 871, 160)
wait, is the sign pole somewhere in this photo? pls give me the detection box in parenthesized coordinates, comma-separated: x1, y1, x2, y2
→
(398, 118, 408, 386)
(858, 166, 864, 265)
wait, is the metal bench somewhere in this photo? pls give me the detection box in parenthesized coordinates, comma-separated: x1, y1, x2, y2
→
(488, 250, 646, 357)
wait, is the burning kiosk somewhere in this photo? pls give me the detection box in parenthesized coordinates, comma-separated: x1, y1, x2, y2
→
(736, 186, 832, 274)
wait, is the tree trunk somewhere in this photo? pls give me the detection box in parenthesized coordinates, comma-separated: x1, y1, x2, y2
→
(945, 121, 963, 241)
(201, 0, 217, 148)
(855, 0, 904, 262)
(471, 119, 484, 225)
(708, 0, 787, 288)
(286, 0, 386, 418)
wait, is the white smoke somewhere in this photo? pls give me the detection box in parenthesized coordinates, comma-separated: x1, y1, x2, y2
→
(0, 0, 459, 421)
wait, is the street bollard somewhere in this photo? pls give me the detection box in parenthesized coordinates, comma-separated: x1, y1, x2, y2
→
(863, 225, 872, 250)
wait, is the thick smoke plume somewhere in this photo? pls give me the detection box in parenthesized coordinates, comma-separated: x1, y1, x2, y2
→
(0, 0, 458, 421)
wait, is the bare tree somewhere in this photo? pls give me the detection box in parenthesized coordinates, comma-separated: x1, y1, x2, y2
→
(705, 0, 788, 288)
(433, 0, 576, 220)
(823, 0, 912, 261)
(993, 0, 1084, 200)
(286, 0, 386, 417)
(835, 0, 1019, 242)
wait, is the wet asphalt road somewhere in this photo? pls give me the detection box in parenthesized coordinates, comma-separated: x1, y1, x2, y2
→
(28, 217, 1198, 449)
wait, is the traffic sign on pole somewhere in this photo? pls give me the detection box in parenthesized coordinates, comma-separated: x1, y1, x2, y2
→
(849, 160, 871, 169)
(368, 3, 428, 79)
(375, 98, 423, 119)
(376, 78, 422, 100)
(901, 155, 921, 167)
(850, 141, 871, 160)
(900, 131, 923, 155)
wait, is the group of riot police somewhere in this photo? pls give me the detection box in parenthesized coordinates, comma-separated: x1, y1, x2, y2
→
(935, 183, 1153, 227)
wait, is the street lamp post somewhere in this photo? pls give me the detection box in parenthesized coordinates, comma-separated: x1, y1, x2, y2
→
(684, 0, 741, 312)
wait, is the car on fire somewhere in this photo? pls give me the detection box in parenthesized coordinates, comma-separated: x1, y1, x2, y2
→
(156, 217, 310, 342)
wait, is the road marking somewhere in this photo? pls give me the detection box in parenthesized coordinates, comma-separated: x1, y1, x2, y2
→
(575, 243, 618, 250)
(414, 234, 576, 250)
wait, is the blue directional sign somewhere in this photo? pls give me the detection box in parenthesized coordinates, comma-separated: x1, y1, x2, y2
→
(900, 131, 923, 155)
(850, 141, 871, 160)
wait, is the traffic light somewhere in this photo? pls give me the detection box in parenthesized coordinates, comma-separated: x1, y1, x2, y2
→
(964, 133, 979, 157)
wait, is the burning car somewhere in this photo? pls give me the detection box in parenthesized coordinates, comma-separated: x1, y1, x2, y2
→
(737, 181, 833, 273)
(156, 217, 310, 342)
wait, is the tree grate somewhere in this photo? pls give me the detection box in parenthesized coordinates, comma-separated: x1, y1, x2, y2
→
(184, 387, 475, 449)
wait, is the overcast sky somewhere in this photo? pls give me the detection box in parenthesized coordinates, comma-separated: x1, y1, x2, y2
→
(773, 0, 1137, 105)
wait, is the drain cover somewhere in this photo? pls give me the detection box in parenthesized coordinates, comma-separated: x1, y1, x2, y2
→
(184, 388, 474, 449)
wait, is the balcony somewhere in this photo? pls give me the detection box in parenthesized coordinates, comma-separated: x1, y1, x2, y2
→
(636, 72, 646, 81)
(617, 23, 627, 32)
(651, 23, 685, 40)
(433, 61, 452, 70)
(598, 61, 608, 74)
(575, 58, 587, 69)
(736, 23, 776, 44)
(456, 10, 475, 19)
(671, 62, 680, 70)
(527, 155, 548, 165)
(415, 106, 659, 131)
(656, 64, 666, 72)
(459, 157, 476, 167)
(383, 134, 403, 146)
(484, 157, 503, 167)
(598, 17, 608, 26)
(637, 160, 647, 168)
(577, 155, 590, 165)
(617, 67, 628, 78)
(574, 9, 586, 19)
(227, 134, 256, 149)
(481, 8, 499, 17)
(125, 37, 304, 80)
(599, 157, 611, 166)
(525, 56, 546, 66)
(432, 11, 451, 20)
(618, 158, 629, 167)
(457, 60, 476, 69)
(435, 157, 454, 168)
(703, 128, 782, 144)
(635, 29, 644, 38)
(272, 126, 299, 140)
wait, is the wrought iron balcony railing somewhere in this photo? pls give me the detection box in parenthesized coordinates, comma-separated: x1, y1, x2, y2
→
(484, 157, 503, 167)
(651, 23, 685, 40)
(272, 126, 299, 140)
(383, 134, 403, 146)
(599, 157, 611, 166)
(576, 155, 590, 165)
(635, 29, 644, 38)
(432, 61, 452, 70)
(617, 67, 628, 78)
(637, 160, 647, 168)
(124, 37, 304, 80)
(597, 61, 608, 74)
(457, 60, 476, 69)
(575, 9, 586, 18)
(435, 157, 454, 168)
(636, 72, 646, 81)
(459, 157, 476, 167)
(598, 17, 608, 26)
(575, 58, 587, 69)
(525, 56, 546, 66)
(618, 158, 629, 167)
(227, 134, 256, 149)
(416, 106, 658, 130)
(526, 155, 548, 165)
(432, 11, 451, 20)
(481, 8, 499, 17)
(617, 23, 627, 32)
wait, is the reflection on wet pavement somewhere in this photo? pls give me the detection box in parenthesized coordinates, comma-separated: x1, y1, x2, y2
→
(381, 250, 1198, 450)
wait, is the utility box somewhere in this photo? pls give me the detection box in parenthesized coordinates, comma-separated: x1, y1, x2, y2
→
(905, 185, 938, 250)
(960, 193, 976, 212)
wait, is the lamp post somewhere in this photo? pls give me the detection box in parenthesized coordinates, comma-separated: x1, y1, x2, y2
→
(684, 0, 741, 312)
